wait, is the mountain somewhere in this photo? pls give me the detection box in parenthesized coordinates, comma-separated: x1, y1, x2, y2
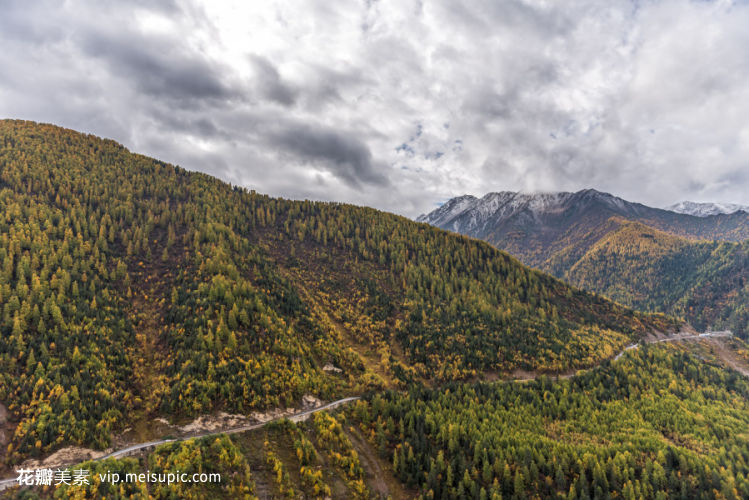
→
(418, 190, 749, 267)
(417, 194, 480, 227)
(420, 190, 749, 336)
(0, 120, 677, 466)
(2, 121, 747, 499)
(417, 189, 646, 229)
(566, 220, 749, 334)
(667, 200, 749, 217)
(56, 340, 749, 499)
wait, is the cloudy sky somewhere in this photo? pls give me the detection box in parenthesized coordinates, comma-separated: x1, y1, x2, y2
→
(2, 0, 749, 217)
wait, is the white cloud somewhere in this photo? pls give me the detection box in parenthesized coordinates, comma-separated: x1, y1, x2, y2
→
(1, 0, 749, 216)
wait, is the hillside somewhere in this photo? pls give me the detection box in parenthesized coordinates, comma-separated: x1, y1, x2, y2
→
(354, 341, 749, 499)
(44, 338, 749, 499)
(420, 191, 749, 336)
(0, 120, 678, 464)
(566, 220, 749, 335)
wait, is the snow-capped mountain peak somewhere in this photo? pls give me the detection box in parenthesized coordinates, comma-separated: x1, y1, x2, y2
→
(666, 201, 749, 217)
(416, 194, 478, 225)
(417, 188, 643, 234)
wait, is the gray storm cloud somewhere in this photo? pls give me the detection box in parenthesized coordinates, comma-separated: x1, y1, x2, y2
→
(267, 123, 390, 188)
(1, 0, 748, 216)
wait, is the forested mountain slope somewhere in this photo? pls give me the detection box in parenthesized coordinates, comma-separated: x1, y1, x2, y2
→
(566, 220, 748, 336)
(0, 120, 676, 464)
(46, 338, 749, 499)
(421, 192, 749, 337)
(418, 190, 749, 271)
(353, 341, 749, 499)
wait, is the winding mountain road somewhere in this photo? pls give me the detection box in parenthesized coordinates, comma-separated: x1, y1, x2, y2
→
(613, 330, 733, 361)
(0, 396, 359, 491)
(0, 332, 736, 491)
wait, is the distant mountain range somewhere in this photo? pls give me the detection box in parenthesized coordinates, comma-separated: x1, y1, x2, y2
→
(418, 189, 749, 336)
(666, 200, 749, 217)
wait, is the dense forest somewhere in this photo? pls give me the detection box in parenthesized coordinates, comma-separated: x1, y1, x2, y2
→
(352, 342, 749, 500)
(7, 340, 748, 499)
(0, 120, 678, 464)
(14, 408, 378, 499)
(9, 434, 257, 499)
(565, 220, 749, 337)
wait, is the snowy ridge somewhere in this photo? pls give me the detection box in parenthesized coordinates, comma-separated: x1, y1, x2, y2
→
(418, 188, 643, 233)
(666, 201, 749, 217)
(416, 195, 478, 226)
